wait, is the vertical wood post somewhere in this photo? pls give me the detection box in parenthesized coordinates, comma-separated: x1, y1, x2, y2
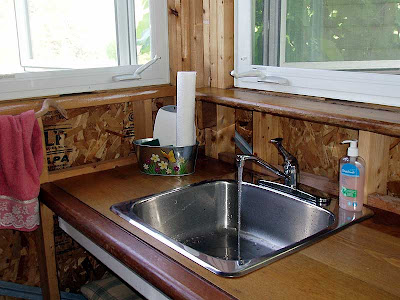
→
(209, 0, 218, 88)
(133, 99, 153, 139)
(253, 112, 280, 165)
(36, 202, 60, 300)
(358, 131, 391, 204)
(216, 105, 235, 155)
(190, 0, 204, 87)
(217, 0, 234, 89)
(203, 0, 211, 87)
(205, 105, 235, 159)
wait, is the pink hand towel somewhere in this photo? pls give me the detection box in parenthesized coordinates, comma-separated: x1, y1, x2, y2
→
(0, 110, 43, 231)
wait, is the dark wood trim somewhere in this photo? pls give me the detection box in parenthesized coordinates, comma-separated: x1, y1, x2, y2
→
(40, 183, 236, 300)
(196, 88, 400, 137)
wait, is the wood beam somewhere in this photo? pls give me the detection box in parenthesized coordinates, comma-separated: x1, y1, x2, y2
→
(36, 203, 60, 300)
(253, 112, 280, 164)
(359, 130, 391, 204)
(132, 99, 153, 140)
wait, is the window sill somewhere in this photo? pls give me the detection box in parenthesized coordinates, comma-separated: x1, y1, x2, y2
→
(0, 84, 175, 116)
(196, 87, 400, 137)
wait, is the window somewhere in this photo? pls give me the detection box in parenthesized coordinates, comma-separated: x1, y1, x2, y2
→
(0, 0, 169, 101)
(234, 0, 400, 107)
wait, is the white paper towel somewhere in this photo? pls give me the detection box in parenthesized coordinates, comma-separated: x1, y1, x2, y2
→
(176, 71, 197, 147)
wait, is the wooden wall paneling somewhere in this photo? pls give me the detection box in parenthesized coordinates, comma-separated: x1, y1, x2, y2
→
(216, 105, 235, 155)
(168, 0, 179, 86)
(203, 0, 211, 87)
(190, 0, 204, 88)
(168, 0, 206, 86)
(132, 99, 153, 140)
(209, 0, 219, 88)
(180, 0, 191, 71)
(253, 112, 280, 164)
(36, 203, 60, 300)
(359, 131, 391, 204)
(217, 0, 234, 89)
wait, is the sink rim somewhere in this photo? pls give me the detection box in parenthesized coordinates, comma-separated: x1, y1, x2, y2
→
(110, 179, 373, 277)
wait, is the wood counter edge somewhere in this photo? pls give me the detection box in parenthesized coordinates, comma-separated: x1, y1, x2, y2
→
(196, 88, 400, 138)
(39, 182, 237, 300)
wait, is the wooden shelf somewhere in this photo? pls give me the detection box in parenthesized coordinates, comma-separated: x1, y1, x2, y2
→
(196, 88, 400, 137)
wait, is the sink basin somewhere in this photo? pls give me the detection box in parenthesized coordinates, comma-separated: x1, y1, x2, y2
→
(111, 180, 373, 277)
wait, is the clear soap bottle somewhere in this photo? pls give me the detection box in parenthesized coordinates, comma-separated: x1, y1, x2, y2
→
(339, 140, 365, 212)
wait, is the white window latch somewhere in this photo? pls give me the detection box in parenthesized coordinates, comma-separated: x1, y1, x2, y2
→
(230, 70, 289, 85)
(113, 55, 161, 81)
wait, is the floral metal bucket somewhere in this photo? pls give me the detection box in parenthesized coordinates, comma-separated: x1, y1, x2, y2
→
(133, 138, 198, 176)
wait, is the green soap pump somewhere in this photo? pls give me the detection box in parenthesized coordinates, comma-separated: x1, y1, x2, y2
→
(339, 140, 366, 212)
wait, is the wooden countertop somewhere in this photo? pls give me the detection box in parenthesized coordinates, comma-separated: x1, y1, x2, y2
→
(40, 158, 400, 300)
(196, 88, 400, 137)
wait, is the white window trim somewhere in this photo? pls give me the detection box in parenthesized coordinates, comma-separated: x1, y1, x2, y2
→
(0, 0, 169, 101)
(234, 0, 400, 108)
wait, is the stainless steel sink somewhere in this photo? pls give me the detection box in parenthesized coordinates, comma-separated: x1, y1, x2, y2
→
(111, 180, 373, 277)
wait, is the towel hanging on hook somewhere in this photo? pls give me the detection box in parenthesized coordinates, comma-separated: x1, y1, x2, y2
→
(35, 99, 68, 119)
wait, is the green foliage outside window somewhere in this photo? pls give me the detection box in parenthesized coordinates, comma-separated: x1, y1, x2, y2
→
(253, 0, 400, 66)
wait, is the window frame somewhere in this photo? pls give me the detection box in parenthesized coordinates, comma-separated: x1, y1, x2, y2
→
(0, 0, 169, 101)
(235, 0, 400, 108)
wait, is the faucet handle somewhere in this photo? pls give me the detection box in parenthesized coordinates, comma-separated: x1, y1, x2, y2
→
(270, 137, 299, 189)
(270, 137, 283, 144)
(270, 138, 297, 163)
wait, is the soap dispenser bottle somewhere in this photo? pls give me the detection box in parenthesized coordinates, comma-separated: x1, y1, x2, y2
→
(339, 140, 365, 212)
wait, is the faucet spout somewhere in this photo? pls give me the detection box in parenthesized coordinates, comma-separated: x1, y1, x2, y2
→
(236, 155, 288, 181)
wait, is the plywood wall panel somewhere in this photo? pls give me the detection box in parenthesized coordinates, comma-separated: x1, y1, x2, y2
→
(0, 230, 39, 287)
(280, 118, 358, 180)
(42, 103, 136, 172)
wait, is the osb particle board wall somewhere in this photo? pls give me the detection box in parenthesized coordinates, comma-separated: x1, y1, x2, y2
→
(43, 103, 135, 171)
(279, 117, 358, 180)
(41, 96, 174, 174)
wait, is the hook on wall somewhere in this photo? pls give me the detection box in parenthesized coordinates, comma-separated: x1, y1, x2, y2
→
(35, 99, 68, 119)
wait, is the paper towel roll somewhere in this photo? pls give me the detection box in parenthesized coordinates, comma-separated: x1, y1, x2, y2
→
(176, 71, 197, 147)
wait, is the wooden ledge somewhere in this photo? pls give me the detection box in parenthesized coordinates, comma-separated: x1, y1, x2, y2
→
(0, 84, 175, 116)
(196, 88, 400, 137)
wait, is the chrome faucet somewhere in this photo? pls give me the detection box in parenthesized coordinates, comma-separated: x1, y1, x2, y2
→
(236, 137, 299, 189)
(236, 138, 330, 206)
(270, 138, 299, 189)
